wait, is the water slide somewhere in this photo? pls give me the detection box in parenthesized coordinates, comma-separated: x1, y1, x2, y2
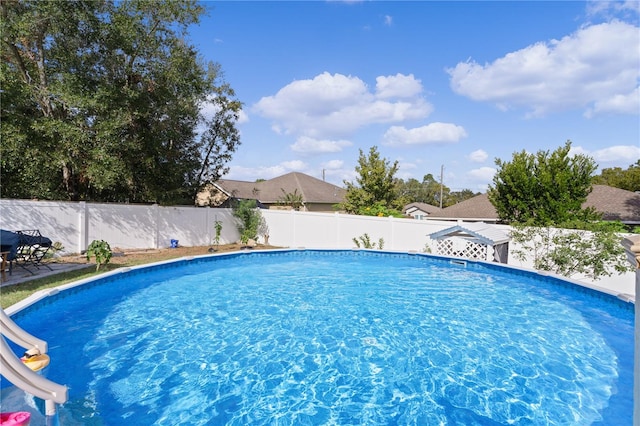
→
(0, 309, 67, 416)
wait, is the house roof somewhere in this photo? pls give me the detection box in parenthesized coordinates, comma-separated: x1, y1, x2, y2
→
(403, 202, 441, 215)
(216, 172, 346, 204)
(427, 185, 640, 223)
(213, 179, 262, 199)
(428, 193, 498, 221)
(583, 185, 640, 223)
(428, 222, 510, 245)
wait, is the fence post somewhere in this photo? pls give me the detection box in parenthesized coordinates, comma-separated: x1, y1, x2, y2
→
(389, 215, 395, 250)
(78, 201, 88, 253)
(153, 204, 160, 249)
(206, 206, 212, 247)
(621, 235, 640, 425)
(291, 209, 296, 247)
(335, 212, 340, 248)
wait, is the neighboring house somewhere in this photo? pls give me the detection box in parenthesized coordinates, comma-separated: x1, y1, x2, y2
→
(196, 172, 346, 212)
(428, 193, 499, 223)
(403, 202, 441, 220)
(426, 185, 640, 226)
(582, 185, 640, 226)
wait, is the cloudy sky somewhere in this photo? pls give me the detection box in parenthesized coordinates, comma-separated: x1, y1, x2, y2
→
(191, 1, 639, 191)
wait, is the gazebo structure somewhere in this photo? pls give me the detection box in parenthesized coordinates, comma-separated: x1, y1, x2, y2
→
(427, 221, 510, 263)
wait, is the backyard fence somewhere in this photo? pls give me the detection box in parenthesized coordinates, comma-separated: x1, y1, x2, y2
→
(0, 198, 634, 295)
(0, 199, 463, 254)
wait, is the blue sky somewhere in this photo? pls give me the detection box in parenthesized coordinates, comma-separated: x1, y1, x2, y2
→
(191, 1, 639, 191)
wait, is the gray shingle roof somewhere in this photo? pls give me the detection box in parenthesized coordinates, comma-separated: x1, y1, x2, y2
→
(404, 202, 441, 214)
(583, 185, 640, 223)
(428, 193, 498, 220)
(216, 172, 346, 204)
(427, 185, 640, 223)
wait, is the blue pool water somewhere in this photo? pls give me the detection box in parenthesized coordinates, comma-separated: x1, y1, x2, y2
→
(2, 250, 634, 425)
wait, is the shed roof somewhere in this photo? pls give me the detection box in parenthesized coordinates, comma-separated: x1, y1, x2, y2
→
(428, 222, 510, 245)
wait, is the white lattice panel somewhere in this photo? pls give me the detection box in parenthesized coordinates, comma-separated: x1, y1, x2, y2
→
(436, 238, 488, 261)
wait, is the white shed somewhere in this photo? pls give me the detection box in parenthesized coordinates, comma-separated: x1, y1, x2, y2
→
(427, 221, 510, 263)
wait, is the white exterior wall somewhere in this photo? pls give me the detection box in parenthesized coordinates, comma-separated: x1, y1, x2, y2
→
(0, 199, 634, 296)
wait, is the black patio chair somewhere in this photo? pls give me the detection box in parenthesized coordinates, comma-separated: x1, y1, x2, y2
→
(13, 230, 54, 274)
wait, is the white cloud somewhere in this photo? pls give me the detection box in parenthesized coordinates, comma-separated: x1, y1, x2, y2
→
(383, 15, 393, 26)
(448, 21, 640, 117)
(375, 73, 423, 99)
(237, 109, 249, 124)
(468, 149, 489, 163)
(586, 1, 640, 18)
(253, 72, 432, 138)
(467, 167, 496, 182)
(571, 144, 640, 163)
(321, 159, 345, 170)
(290, 136, 352, 154)
(227, 161, 308, 181)
(382, 123, 467, 146)
(281, 160, 307, 170)
(585, 86, 640, 117)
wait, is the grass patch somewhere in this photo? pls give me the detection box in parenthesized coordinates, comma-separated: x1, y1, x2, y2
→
(0, 265, 121, 309)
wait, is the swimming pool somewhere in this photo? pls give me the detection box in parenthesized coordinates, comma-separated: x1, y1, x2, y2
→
(2, 250, 634, 425)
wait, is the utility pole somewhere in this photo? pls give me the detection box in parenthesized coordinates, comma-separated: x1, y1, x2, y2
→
(439, 165, 444, 209)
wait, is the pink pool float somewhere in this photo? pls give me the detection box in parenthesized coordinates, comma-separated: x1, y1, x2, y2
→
(0, 412, 31, 426)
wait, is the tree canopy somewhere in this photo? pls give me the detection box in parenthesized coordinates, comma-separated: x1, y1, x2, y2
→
(488, 141, 598, 225)
(1, 0, 241, 204)
(592, 160, 640, 192)
(340, 146, 401, 215)
(394, 175, 478, 208)
(395, 174, 445, 207)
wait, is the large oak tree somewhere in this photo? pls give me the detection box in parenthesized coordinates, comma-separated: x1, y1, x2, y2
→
(1, 0, 241, 204)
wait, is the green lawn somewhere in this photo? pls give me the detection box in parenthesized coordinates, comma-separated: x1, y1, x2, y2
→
(0, 265, 121, 309)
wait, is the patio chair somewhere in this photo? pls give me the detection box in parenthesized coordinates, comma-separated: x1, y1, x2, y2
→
(0, 229, 21, 278)
(12, 230, 54, 274)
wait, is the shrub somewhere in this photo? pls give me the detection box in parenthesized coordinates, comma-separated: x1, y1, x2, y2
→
(232, 200, 266, 244)
(352, 233, 384, 249)
(86, 240, 112, 271)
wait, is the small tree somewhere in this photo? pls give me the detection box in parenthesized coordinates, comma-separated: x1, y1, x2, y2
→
(352, 233, 385, 249)
(232, 199, 265, 245)
(213, 220, 223, 249)
(341, 146, 400, 214)
(488, 141, 598, 225)
(278, 188, 304, 210)
(358, 202, 404, 218)
(86, 240, 112, 271)
(510, 221, 633, 281)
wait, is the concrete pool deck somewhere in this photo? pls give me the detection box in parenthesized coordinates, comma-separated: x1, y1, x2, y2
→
(1, 262, 91, 288)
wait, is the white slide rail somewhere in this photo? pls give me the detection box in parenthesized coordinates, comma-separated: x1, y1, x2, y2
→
(0, 309, 48, 354)
(0, 309, 68, 413)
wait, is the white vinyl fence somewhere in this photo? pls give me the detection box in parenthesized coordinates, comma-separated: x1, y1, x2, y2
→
(0, 199, 634, 296)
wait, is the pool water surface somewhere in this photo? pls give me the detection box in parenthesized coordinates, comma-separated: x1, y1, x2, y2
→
(2, 250, 634, 425)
